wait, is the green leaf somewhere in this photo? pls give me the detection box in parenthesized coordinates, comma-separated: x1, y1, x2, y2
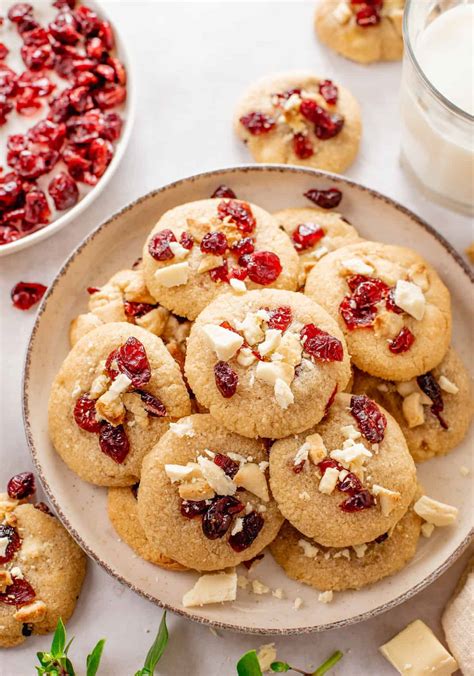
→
(312, 650, 343, 676)
(86, 639, 106, 676)
(236, 650, 263, 676)
(51, 619, 66, 656)
(271, 662, 291, 673)
(65, 657, 76, 675)
(139, 611, 169, 675)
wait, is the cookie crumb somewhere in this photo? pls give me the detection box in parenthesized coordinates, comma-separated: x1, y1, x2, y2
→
(293, 596, 303, 610)
(252, 579, 270, 595)
(459, 465, 470, 477)
(318, 590, 334, 604)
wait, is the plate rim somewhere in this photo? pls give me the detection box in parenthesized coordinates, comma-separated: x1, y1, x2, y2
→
(22, 164, 474, 635)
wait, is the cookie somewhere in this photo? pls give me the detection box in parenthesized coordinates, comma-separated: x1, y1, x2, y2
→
(269, 393, 417, 547)
(0, 498, 86, 648)
(314, 0, 404, 64)
(234, 70, 361, 173)
(48, 323, 191, 486)
(142, 199, 298, 321)
(185, 289, 351, 439)
(352, 347, 473, 462)
(304, 241, 452, 381)
(270, 506, 421, 592)
(137, 414, 284, 571)
(107, 486, 186, 570)
(273, 207, 361, 287)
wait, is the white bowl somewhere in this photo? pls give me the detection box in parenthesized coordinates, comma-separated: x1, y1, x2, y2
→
(23, 166, 473, 635)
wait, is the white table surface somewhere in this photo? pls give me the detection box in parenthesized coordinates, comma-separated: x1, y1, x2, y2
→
(1, 1, 472, 674)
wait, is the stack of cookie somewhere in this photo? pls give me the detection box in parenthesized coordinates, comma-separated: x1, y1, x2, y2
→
(47, 190, 471, 605)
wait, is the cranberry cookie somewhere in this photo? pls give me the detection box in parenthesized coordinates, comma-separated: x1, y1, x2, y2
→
(269, 393, 417, 547)
(270, 505, 421, 591)
(234, 71, 361, 173)
(273, 207, 361, 287)
(48, 323, 191, 486)
(352, 347, 473, 462)
(185, 289, 351, 439)
(0, 489, 86, 648)
(305, 241, 452, 381)
(137, 414, 284, 571)
(142, 199, 298, 320)
(315, 0, 404, 64)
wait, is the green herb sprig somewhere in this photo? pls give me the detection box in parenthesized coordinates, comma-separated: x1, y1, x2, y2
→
(35, 618, 105, 676)
(236, 648, 343, 676)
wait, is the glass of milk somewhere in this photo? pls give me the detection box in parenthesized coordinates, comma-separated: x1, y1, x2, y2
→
(400, 0, 474, 214)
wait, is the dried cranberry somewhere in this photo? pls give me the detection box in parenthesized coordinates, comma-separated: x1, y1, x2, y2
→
(318, 80, 338, 105)
(301, 324, 344, 362)
(48, 91, 71, 123)
(213, 453, 239, 479)
(94, 82, 126, 109)
(352, 277, 389, 307)
(0, 174, 22, 208)
(95, 63, 115, 82)
(0, 525, 21, 564)
(29, 119, 66, 150)
(304, 188, 342, 209)
(340, 490, 375, 512)
(98, 20, 114, 50)
(300, 99, 325, 123)
(74, 5, 100, 35)
(246, 251, 282, 285)
(315, 112, 344, 140)
(375, 532, 389, 544)
(240, 111, 276, 135)
(49, 11, 80, 44)
(87, 286, 100, 296)
(217, 199, 256, 234)
(68, 85, 93, 113)
(87, 137, 113, 179)
(291, 222, 324, 252)
(323, 385, 338, 417)
(209, 261, 230, 284)
(200, 231, 228, 255)
(0, 577, 36, 606)
(54, 0, 76, 9)
(179, 231, 194, 250)
(318, 458, 342, 475)
(389, 327, 415, 354)
(180, 499, 208, 518)
(214, 361, 238, 398)
(293, 460, 306, 474)
(273, 88, 301, 103)
(24, 190, 51, 225)
(7, 3, 33, 24)
(22, 26, 49, 46)
(99, 422, 129, 463)
(148, 229, 176, 261)
(65, 109, 104, 143)
(21, 44, 53, 71)
(229, 266, 248, 282)
(211, 184, 236, 199)
(115, 336, 151, 388)
(86, 36, 105, 59)
(339, 295, 376, 329)
(136, 390, 167, 417)
(202, 496, 244, 539)
(338, 471, 362, 495)
(48, 171, 79, 210)
(0, 43, 9, 60)
(267, 306, 292, 331)
(73, 394, 101, 433)
(292, 132, 314, 159)
(350, 394, 387, 443)
(123, 301, 156, 318)
(108, 57, 126, 85)
(0, 225, 21, 245)
(386, 288, 403, 314)
(11, 281, 46, 310)
(417, 372, 448, 429)
(229, 511, 264, 552)
(0, 94, 13, 125)
(7, 472, 35, 500)
(0, 64, 18, 98)
(229, 238, 253, 260)
(2, 209, 26, 230)
(102, 111, 123, 141)
(356, 5, 381, 27)
(34, 502, 52, 515)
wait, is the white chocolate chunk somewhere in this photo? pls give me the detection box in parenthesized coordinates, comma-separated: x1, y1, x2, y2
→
(341, 256, 374, 276)
(168, 240, 190, 260)
(178, 479, 214, 501)
(256, 361, 294, 387)
(0, 537, 9, 558)
(396, 379, 420, 397)
(371, 484, 401, 516)
(353, 543, 368, 558)
(394, 280, 426, 321)
(13, 600, 47, 623)
(237, 346, 257, 367)
(414, 496, 458, 526)
(252, 579, 270, 595)
(169, 418, 195, 437)
(258, 329, 282, 357)
(333, 0, 352, 24)
(237, 312, 265, 345)
(318, 591, 333, 604)
(164, 462, 202, 483)
(341, 424, 361, 441)
(298, 539, 319, 558)
(421, 522, 435, 538)
(197, 254, 224, 273)
(234, 463, 269, 502)
(229, 278, 247, 294)
(231, 517, 244, 536)
(293, 442, 310, 467)
(274, 378, 294, 409)
(109, 373, 133, 395)
(402, 392, 425, 428)
(438, 376, 459, 395)
(154, 261, 190, 287)
(182, 572, 237, 607)
(318, 467, 339, 495)
(274, 332, 302, 367)
(257, 644, 277, 673)
(89, 374, 110, 399)
(307, 433, 327, 464)
(330, 443, 372, 469)
(379, 619, 458, 675)
(197, 456, 236, 496)
(202, 324, 243, 361)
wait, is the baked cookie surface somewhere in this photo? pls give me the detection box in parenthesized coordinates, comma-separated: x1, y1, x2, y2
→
(142, 199, 298, 320)
(273, 207, 361, 287)
(234, 71, 361, 173)
(352, 347, 473, 462)
(304, 241, 452, 381)
(269, 393, 417, 547)
(49, 323, 191, 486)
(314, 0, 404, 64)
(137, 414, 284, 571)
(185, 289, 351, 439)
(0, 498, 86, 648)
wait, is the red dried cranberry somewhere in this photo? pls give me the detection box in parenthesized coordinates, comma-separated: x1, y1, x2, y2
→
(0, 94, 13, 125)
(148, 229, 176, 261)
(292, 132, 314, 159)
(315, 111, 344, 140)
(99, 422, 130, 463)
(29, 119, 66, 150)
(2, 209, 26, 230)
(73, 394, 101, 433)
(65, 109, 104, 143)
(246, 251, 282, 285)
(211, 184, 236, 199)
(293, 460, 306, 474)
(339, 295, 376, 329)
(87, 137, 113, 179)
(11, 281, 46, 310)
(95, 63, 115, 82)
(123, 301, 156, 318)
(200, 231, 228, 255)
(213, 453, 239, 479)
(417, 372, 448, 429)
(338, 471, 363, 495)
(48, 91, 71, 123)
(202, 496, 244, 539)
(304, 188, 342, 209)
(7, 3, 33, 24)
(240, 111, 276, 135)
(105, 347, 119, 380)
(34, 502, 52, 515)
(108, 57, 126, 86)
(318, 79, 338, 105)
(267, 306, 293, 332)
(24, 190, 51, 225)
(74, 69, 98, 88)
(74, 5, 100, 35)
(21, 44, 53, 71)
(340, 490, 375, 512)
(323, 385, 338, 417)
(229, 266, 248, 282)
(300, 99, 325, 123)
(273, 88, 301, 103)
(217, 199, 256, 234)
(389, 327, 415, 354)
(0, 174, 22, 208)
(115, 336, 151, 388)
(352, 277, 389, 307)
(68, 85, 93, 113)
(179, 231, 194, 250)
(86, 36, 105, 59)
(87, 286, 99, 294)
(318, 458, 341, 475)
(229, 511, 264, 552)
(54, 0, 76, 7)
(7, 472, 35, 500)
(48, 171, 79, 210)
(102, 112, 123, 141)
(209, 261, 230, 284)
(0, 577, 36, 606)
(98, 20, 114, 50)
(356, 5, 381, 27)
(136, 390, 167, 417)
(22, 26, 49, 46)
(231, 237, 255, 257)
(0, 225, 21, 245)
(375, 532, 389, 544)
(291, 222, 324, 252)
(94, 82, 126, 109)
(0, 43, 9, 60)
(49, 11, 80, 44)
(214, 361, 238, 398)
(301, 324, 344, 362)
(0, 525, 21, 564)
(386, 288, 403, 314)
(350, 394, 387, 443)
(180, 499, 208, 518)
(62, 144, 90, 180)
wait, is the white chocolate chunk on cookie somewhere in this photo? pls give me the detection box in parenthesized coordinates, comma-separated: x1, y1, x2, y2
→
(202, 324, 244, 361)
(394, 280, 426, 321)
(154, 262, 190, 287)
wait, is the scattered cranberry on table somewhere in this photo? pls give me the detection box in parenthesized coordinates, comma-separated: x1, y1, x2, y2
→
(10, 280, 47, 309)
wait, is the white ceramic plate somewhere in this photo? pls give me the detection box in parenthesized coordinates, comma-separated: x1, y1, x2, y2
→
(0, 0, 135, 257)
(23, 166, 473, 635)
